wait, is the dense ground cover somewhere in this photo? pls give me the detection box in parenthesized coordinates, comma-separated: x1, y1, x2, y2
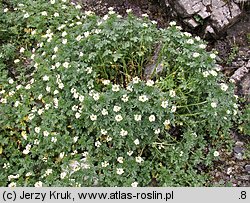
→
(0, 0, 248, 187)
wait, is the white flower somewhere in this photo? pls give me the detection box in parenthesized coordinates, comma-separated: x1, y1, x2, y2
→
(171, 105, 177, 112)
(106, 135, 112, 142)
(210, 53, 216, 59)
(90, 114, 97, 121)
(101, 129, 107, 135)
(8, 78, 14, 84)
(43, 131, 49, 137)
(85, 67, 92, 74)
(76, 35, 82, 41)
(34, 139, 40, 145)
(211, 102, 217, 108)
(127, 151, 133, 156)
(193, 52, 200, 58)
(101, 161, 109, 168)
(142, 23, 148, 28)
(203, 71, 210, 77)
(41, 11, 47, 16)
(75, 4, 82, 9)
(154, 129, 161, 134)
(213, 151, 219, 157)
(73, 92, 79, 99)
(60, 172, 67, 179)
(23, 149, 30, 155)
(115, 114, 123, 122)
(45, 169, 53, 176)
(146, 80, 154, 86)
(58, 83, 64, 89)
(102, 15, 108, 21)
(75, 112, 81, 119)
(34, 181, 43, 187)
(95, 141, 101, 148)
(73, 136, 79, 143)
(133, 77, 140, 84)
(117, 157, 124, 163)
(4, 8, 9, 13)
(54, 12, 59, 17)
(199, 44, 207, 49)
(113, 105, 121, 112)
(51, 137, 57, 143)
(108, 7, 114, 11)
(169, 90, 176, 97)
(59, 152, 65, 159)
(37, 108, 44, 115)
(121, 94, 129, 102)
(101, 108, 108, 116)
(131, 182, 138, 187)
(14, 59, 20, 63)
(62, 39, 67, 44)
(43, 75, 49, 81)
(62, 31, 67, 37)
(134, 139, 140, 145)
(112, 84, 120, 92)
(169, 21, 176, 26)
(34, 127, 41, 133)
(151, 20, 157, 24)
(54, 46, 58, 52)
(161, 100, 168, 108)
(14, 101, 20, 107)
(135, 156, 143, 163)
(46, 86, 51, 92)
(126, 85, 133, 92)
(84, 31, 90, 38)
(126, 9, 132, 13)
(139, 95, 148, 102)
(20, 47, 25, 53)
(63, 61, 69, 68)
(79, 95, 84, 102)
(142, 13, 148, 17)
(93, 93, 100, 101)
(149, 115, 156, 122)
(187, 39, 194, 44)
(116, 168, 124, 175)
(24, 13, 30, 18)
(8, 182, 16, 187)
(54, 90, 59, 95)
(134, 114, 142, 121)
(120, 129, 128, 137)
(102, 80, 110, 85)
(209, 70, 218, 77)
(108, 10, 115, 15)
(220, 83, 228, 91)
(50, 0, 55, 4)
(164, 120, 170, 126)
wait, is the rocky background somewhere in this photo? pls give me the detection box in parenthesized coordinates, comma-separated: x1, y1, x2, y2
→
(76, 0, 250, 186)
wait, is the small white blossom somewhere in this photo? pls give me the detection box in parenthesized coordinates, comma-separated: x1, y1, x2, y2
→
(146, 80, 154, 86)
(14, 101, 20, 107)
(149, 115, 156, 122)
(14, 59, 20, 63)
(113, 105, 121, 112)
(102, 80, 110, 85)
(121, 94, 129, 102)
(75, 112, 81, 119)
(154, 129, 161, 134)
(101, 108, 108, 116)
(46, 86, 51, 92)
(209, 70, 218, 77)
(34, 181, 43, 187)
(101, 129, 107, 135)
(84, 31, 90, 38)
(161, 100, 168, 108)
(134, 114, 142, 121)
(120, 129, 128, 137)
(101, 161, 109, 168)
(20, 47, 25, 53)
(95, 141, 101, 148)
(203, 71, 210, 77)
(115, 114, 123, 122)
(54, 90, 59, 95)
(24, 13, 30, 18)
(213, 151, 219, 157)
(51, 137, 57, 143)
(117, 157, 124, 163)
(60, 172, 67, 179)
(90, 114, 97, 121)
(142, 13, 148, 17)
(79, 95, 84, 102)
(58, 83, 64, 89)
(4, 8, 9, 13)
(62, 31, 67, 37)
(139, 95, 148, 102)
(127, 151, 133, 156)
(126, 9, 132, 13)
(131, 182, 138, 187)
(210, 53, 216, 59)
(169, 21, 176, 26)
(199, 44, 207, 49)
(133, 76, 140, 84)
(134, 139, 140, 145)
(43, 131, 49, 137)
(116, 168, 124, 175)
(63, 61, 69, 68)
(62, 39, 67, 44)
(37, 108, 44, 115)
(41, 11, 47, 16)
(112, 84, 120, 92)
(8, 78, 14, 84)
(171, 105, 177, 112)
(54, 12, 59, 17)
(93, 93, 100, 101)
(86, 67, 92, 74)
(193, 52, 200, 58)
(135, 156, 143, 163)
(50, 0, 55, 4)
(220, 83, 228, 91)
(8, 182, 16, 187)
(211, 102, 217, 108)
(169, 90, 176, 97)
(187, 39, 194, 44)
(73, 136, 79, 143)
(43, 75, 49, 81)
(164, 120, 170, 126)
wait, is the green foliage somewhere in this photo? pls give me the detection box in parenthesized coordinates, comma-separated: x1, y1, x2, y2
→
(239, 104, 250, 136)
(0, 0, 239, 187)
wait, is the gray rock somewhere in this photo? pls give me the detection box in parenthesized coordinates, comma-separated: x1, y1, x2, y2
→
(184, 18, 200, 28)
(234, 146, 244, 154)
(198, 7, 211, 19)
(241, 73, 250, 101)
(230, 66, 249, 82)
(235, 153, 243, 160)
(202, 0, 212, 6)
(245, 165, 250, 173)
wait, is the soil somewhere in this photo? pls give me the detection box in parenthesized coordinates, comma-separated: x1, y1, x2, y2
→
(77, 0, 250, 186)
